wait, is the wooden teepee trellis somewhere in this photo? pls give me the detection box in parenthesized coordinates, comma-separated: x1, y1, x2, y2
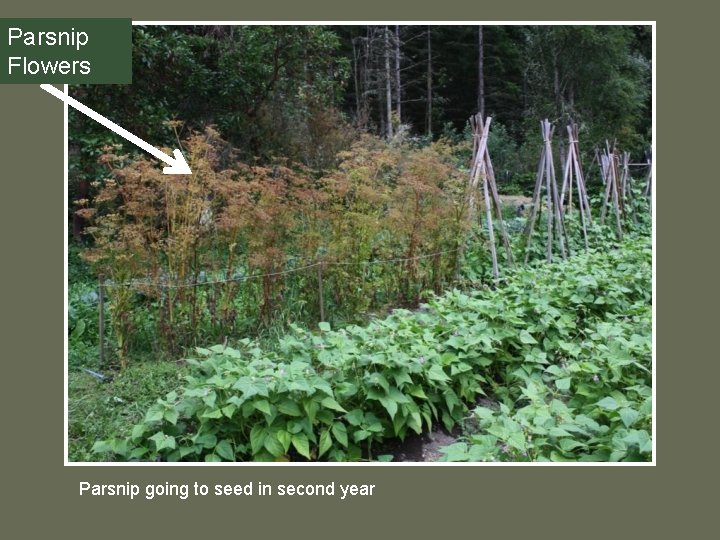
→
(523, 119, 568, 263)
(559, 123, 592, 250)
(467, 114, 514, 281)
(643, 150, 652, 199)
(592, 147, 605, 186)
(619, 151, 639, 225)
(643, 152, 653, 218)
(599, 146, 612, 187)
(599, 145, 624, 240)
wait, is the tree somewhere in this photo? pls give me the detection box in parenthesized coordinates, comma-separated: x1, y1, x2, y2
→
(477, 25, 485, 118)
(395, 25, 402, 123)
(521, 26, 650, 152)
(426, 25, 433, 137)
(70, 24, 653, 241)
(69, 25, 350, 239)
(385, 26, 393, 139)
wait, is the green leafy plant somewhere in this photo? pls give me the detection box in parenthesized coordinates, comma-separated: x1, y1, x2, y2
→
(93, 233, 651, 462)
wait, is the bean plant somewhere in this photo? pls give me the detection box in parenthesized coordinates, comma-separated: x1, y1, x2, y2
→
(94, 234, 651, 462)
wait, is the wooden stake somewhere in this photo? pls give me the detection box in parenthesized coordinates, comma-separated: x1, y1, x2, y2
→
(571, 141, 590, 249)
(593, 148, 605, 186)
(544, 157, 553, 262)
(523, 149, 546, 264)
(600, 151, 613, 225)
(572, 133, 592, 224)
(564, 124, 590, 249)
(523, 148, 545, 236)
(609, 152, 624, 240)
(483, 140, 514, 266)
(560, 129, 575, 215)
(482, 167, 499, 280)
(467, 114, 490, 223)
(98, 278, 105, 368)
(317, 261, 325, 323)
(536, 120, 566, 260)
(467, 114, 511, 280)
(567, 158, 574, 215)
(644, 158, 652, 198)
(622, 151, 638, 225)
(546, 124, 567, 258)
(576, 169, 589, 250)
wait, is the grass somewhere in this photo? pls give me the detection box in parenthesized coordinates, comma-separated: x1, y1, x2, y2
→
(68, 359, 187, 461)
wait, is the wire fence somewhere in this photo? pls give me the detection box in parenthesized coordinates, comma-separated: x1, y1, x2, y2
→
(103, 247, 462, 290)
(92, 245, 466, 366)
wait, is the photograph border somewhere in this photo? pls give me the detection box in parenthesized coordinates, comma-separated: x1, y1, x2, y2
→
(65, 20, 656, 467)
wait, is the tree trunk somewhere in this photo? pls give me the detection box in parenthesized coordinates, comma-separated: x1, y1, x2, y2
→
(363, 26, 372, 131)
(553, 50, 562, 120)
(385, 26, 393, 139)
(394, 25, 402, 123)
(477, 25, 485, 118)
(426, 26, 433, 138)
(351, 36, 361, 125)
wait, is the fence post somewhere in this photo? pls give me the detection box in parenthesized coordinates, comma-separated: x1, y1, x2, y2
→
(317, 261, 325, 323)
(98, 277, 105, 368)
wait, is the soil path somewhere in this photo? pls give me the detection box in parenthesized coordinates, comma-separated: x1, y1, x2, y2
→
(386, 428, 459, 462)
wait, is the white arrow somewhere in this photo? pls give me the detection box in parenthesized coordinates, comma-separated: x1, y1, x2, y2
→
(40, 84, 192, 175)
